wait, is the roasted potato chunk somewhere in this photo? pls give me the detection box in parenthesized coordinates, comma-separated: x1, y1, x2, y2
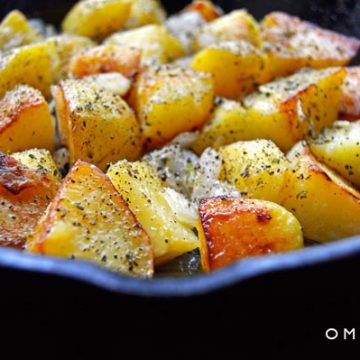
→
(68, 45, 141, 79)
(12, 149, 61, 182)
(283, 143, 360, 242)
(0, 152, 59, 248)
(129, 65, 214, 150)
(191, 41, 265, 99)
(125, 0, 166, 29)
(193, 68, 345, 154)
(194, 10, 262, 50)
(191, 99, 250, 154)
(185, 1, 223, 22)
(309, 121, 360, 188)
(0, 10, 42, 51)
(62, 0, 131, 39)
(341, 67, 360, 120)
(52, 77, 141, 171)
(0, 85, 55, 153)
(198, 197, 303, 271)
(106, 25, 184, 65)
(0, 42, 58, 98)
(107, 160, 199, 265)
(261, 12, 360, 68)
(243, 67, 345, 151)
(219, 140, 290, 203)
(28, 160, 154, 278)
(44, 34, 94, 81)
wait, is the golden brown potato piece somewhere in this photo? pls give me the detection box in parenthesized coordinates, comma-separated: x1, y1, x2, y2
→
(191, 41, 265, 99)
(261, 12, 360, 68)
(198, 197, 303, 271)
(0, 152, 59, 248)
(341, 67, 360, 120)
(0, 85, 55, 153)
(52, 77, 141, 171)
(62, 0, 131, 39)
(219, 140, 290, 203)
(185, 1, 223, 22)
(129, 65, 214, 150)
(28, 160, 154, 278)
(125, 0, 166, 29)
(283, 142, 360, 242)
(193, 68, 345, 154)
(0, 42, 58, 98)
(309, 121, 360, 189)
(12, 149, 61, 183)
(243, 67, 346, 151)
(194, 10, 262, 50)
(0, 10, 42, 51)
(107, 160, 199, 265)
(68, 45, 141, 79)
(106, 25, 184, 65)
(44, 34, 94, 81)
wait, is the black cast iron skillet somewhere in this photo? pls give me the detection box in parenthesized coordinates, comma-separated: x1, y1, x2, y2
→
(1, 0, 360, 299)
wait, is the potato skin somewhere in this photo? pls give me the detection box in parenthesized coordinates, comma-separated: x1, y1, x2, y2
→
(52, 78, 142, 171)
(106, 25, 184, 66)
(0, 10, 42, 51)
(28, 160, 154, 278)
(62, 0, 131, 39)
(219, 140, 290, 203)
(191, 41, 265, 99)
(309, 121, 360, 189)
(198, 197, 303, 271)
(129, 65, 214, 150)
(0, 152, 59, 248)
(0, 85, 55, 153)
(68, 45, 141, 79)
(261, 12, 360, 68)
(107, 160, 199, 265)
(283, 143, 360, 242)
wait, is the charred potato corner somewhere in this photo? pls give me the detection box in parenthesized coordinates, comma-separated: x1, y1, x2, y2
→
(0, 0, 360, 279)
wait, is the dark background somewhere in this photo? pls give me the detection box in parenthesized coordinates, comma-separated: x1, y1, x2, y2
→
(1, 0, 360, 358)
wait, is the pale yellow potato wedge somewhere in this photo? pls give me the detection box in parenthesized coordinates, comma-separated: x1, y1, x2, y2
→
(283, 142, 360, 242)
(185, 0, 223, 22)
(107, 160, 199, 265)
(0, 85, 55, 153)
(106, 25, 184, 65)
(52, 77, 141, 171)
(194, 9, 262, 50)
(0, 152, 59, 248)
(0, 41, 59, 98)
(219, 140, 290, 203)
(0, 10, 42, 51)
(191, 41, 265, 99)
(28, 160, 154, 278)
(309, 121, 360, 188)
(129, 65, 214, 150)
(198, 197, 303, 271)
(62, 0, 131, 39)
(341, 67, 360, 120)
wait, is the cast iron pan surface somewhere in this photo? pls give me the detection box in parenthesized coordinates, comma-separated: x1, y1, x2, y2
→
(0, 0, 360, 299)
